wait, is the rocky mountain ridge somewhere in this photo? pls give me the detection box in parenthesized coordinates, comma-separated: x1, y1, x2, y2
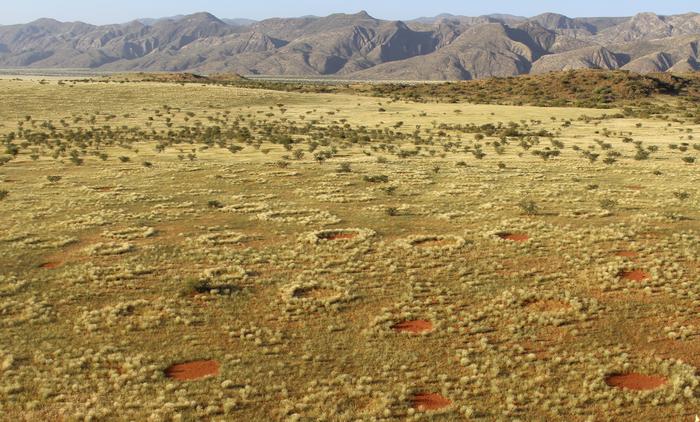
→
(1, 11, 698, 79)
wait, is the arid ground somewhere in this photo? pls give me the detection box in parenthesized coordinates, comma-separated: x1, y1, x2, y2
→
(0, 74, 699, 421)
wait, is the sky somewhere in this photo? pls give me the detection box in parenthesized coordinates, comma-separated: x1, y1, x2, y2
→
(2, 0, 699, 25)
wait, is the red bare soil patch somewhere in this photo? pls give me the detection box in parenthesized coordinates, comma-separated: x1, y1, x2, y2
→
(410, 392, 451, 411)
(498, 232, 529, 242)
(392, 320, 433, 334)
(605, 373, 666, 391)
(325, 232, 357, 241)
(164, 360, 219, 381)
(39, 262, 62, 269)
(620, 270, 650, 281)
(615, 251, 638, 258)
(625, 185, 644, 190)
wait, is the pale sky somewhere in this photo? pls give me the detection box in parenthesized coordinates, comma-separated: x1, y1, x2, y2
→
(2, 0, 698, 25)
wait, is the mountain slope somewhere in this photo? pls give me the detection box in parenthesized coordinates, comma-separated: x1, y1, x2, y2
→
(0, 11, 699, 80)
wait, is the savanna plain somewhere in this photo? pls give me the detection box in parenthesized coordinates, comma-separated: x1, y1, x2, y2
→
(0, 72, 699, 421)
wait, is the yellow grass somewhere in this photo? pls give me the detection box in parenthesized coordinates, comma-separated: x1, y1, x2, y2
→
(0, 77, 699, 421)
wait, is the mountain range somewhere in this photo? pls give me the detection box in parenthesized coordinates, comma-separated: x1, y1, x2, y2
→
(1, 11, 699, 80)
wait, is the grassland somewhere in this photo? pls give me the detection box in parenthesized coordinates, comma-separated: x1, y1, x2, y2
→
(0, 74, 699, 421)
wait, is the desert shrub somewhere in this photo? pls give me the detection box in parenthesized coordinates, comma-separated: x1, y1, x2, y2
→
(599, 199, 618, 210)
(364, 175, 389, 183)
(634, 149, 650, 160)
(518, 199, 539, 215)
(673, 191, 690, 201)
(0, 190, 7, 201)
(381, 186, 397, 195)
(472, 150, 486, 159)
(336, 162, 352, 173)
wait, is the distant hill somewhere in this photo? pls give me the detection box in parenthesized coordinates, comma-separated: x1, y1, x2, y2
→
(0, 10, 699, 80)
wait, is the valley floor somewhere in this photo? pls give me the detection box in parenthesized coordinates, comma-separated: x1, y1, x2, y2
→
(0, 77, 699, 421)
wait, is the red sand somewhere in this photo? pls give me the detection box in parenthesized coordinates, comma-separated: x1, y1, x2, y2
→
(605, 373, 667, 391)
(39, 262, 61, 269)
(164, 360, 220, 381)
(410, 392, 451, 411)
(392, 320, 433, 334)
(326, 232, 357, 241)
(620, 270, 650, 281)
(615, 251, 639, 258)
(498, 232, 529, 242)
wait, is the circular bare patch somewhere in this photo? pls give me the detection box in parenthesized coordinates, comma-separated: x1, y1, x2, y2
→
(620, 270, 650, 282)
(392, 320, 433, 334)
(39, 262, 61, 270)
(329, 233, 357, 240)
(605, 373, 667, 391)
(497, 232, 529, 242)
(165, 360, 219, 381)
(307, 228, 375, 244)
(319, 231, 358, 241)
(410, 392, 451, 411)
(615, 251, 638, 258)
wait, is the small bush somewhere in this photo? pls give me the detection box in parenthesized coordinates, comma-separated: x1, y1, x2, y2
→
(364, 175, 389, 183)
(673, 191, 690, 201)
(599, 199, 617, 210)
(518, 199, 539, 215)
(337, 162, 352, 173)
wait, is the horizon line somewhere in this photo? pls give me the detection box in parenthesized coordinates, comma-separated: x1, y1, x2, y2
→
(2, 9, 698, 27)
